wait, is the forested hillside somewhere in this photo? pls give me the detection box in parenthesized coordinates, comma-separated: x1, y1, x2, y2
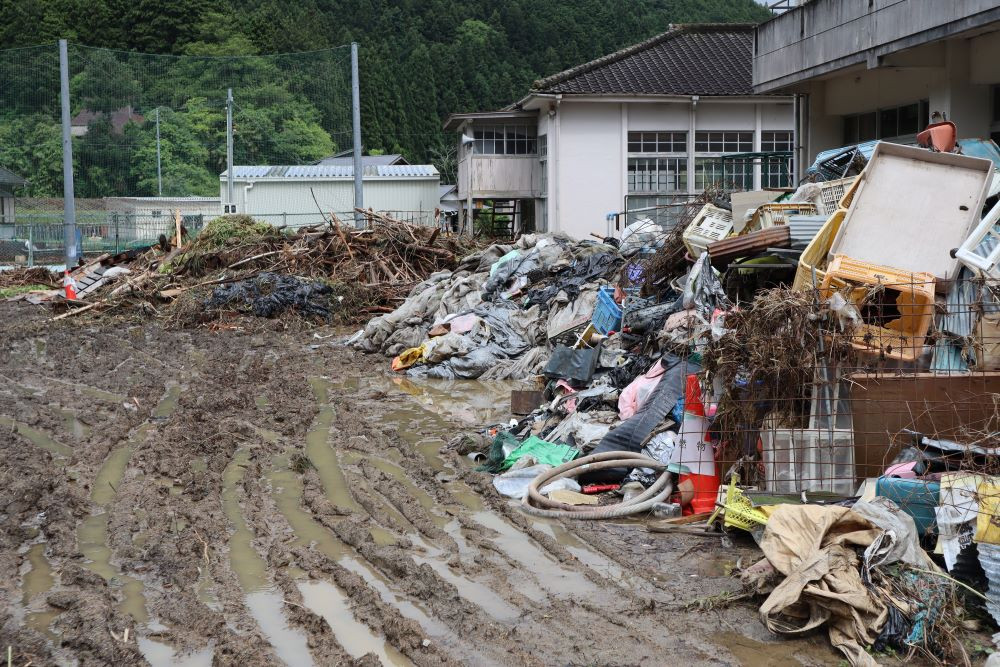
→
(0, 0, 770, 197)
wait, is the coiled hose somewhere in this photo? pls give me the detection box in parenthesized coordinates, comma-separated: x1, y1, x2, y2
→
(519, 451, 673, 520)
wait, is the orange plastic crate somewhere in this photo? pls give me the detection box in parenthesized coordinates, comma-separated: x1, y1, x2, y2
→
(819, 255, 936, 361)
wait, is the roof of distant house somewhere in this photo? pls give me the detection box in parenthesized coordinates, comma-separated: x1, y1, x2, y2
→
(221, 165, 438, 179)
(315, 153, 409, 166)
(71, 107, 145, 133)
(532, 24, 758, 96)
(0, 165, 27, 187)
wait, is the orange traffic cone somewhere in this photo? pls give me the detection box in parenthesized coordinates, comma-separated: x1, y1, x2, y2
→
(63, 270, 77, 300)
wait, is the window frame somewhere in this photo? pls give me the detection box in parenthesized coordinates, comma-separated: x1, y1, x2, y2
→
(472, 124, 538, 156)
(626, 131, 688, 195)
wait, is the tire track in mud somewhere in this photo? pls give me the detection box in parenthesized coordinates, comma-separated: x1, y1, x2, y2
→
(0, 308, 823, 666)
(319, 374, 714, 665)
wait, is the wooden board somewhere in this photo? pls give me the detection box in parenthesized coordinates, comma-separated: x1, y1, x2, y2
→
(848, 372, 1000, 481)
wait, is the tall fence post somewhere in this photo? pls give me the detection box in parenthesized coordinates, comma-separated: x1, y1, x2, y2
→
(58, 39, 78, 268)
(27, 225, 34, 267)
(351, 42, 364, 228)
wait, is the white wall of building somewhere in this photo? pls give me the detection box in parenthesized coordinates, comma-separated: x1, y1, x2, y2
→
(222, 177, 440, 226)
(547, 98, 793, 238)
(554, 102, 623, 239)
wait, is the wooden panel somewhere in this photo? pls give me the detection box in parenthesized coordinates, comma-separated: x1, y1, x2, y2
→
(848, 372, 1000, 481)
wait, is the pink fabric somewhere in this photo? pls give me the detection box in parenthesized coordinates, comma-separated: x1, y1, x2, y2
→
(618, 360, 667, 419)
(556, 379, 578, 412)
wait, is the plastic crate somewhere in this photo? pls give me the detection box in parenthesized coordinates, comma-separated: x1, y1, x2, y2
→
(820, 254, 936, 361)
(591, 287, 639, 335)
(955, 198, 1000, 280)
(817, 177, 857, 215)
(748, 202, 819, 232)
(792, 209, 847, 291)
(682, 204, 733, 256)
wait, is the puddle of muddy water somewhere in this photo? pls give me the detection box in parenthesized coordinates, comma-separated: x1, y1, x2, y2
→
(137, 638, 214, 667)
(222, 447, 270, 592)
(60, 408, 89, 440)
(245, 590, 315, 667)
(22, 543, 58, 639)
(298, 581, 412, 666)
(714, 631, 820, 666)
(153, 384, 181, 419)
(0, 416, 72, 457)
(307, 378, 363, 513)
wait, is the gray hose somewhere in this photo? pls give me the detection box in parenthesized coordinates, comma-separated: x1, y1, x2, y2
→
(519, 451, 674, 520)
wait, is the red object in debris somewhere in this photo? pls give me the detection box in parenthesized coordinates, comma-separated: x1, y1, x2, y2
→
(63, 270, 77, 300)
(684, 374, 705, 417)
(917, 121, 957, 153)
(582, 484, 619, 494)
(679, 471, 719, 515)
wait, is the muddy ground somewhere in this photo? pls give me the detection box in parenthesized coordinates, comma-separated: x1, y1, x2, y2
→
(0, 302, 844, 666)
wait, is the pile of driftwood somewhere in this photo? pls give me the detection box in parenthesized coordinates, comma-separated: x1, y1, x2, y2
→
(0, 267, 60, 290)
(49, 211, 483, 325)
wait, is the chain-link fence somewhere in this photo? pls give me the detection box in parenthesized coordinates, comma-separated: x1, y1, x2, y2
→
(0, 42, 365, 264)
(0, 209, 441, 267)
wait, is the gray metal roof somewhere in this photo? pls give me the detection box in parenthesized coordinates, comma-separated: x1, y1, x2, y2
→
(0, 166, 28, 187)
(221, 165, 438, 179)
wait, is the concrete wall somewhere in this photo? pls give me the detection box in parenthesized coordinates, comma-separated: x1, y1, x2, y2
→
(555, 102, 624, 239)
(754, 0, 1000, 92)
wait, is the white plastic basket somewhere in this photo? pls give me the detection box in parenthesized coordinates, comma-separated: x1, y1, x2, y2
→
(683, 204, 733, 256)
(760, 425, 855, 495)
(955, 199, 1000, 280)
(817, 177, 856, 215)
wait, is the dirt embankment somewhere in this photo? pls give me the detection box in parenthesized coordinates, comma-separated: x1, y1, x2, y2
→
(0, 302, 840, 666)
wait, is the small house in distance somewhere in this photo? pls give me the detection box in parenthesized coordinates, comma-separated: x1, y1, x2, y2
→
(220, 164, 440, 227)
(0, 166, 27, 225)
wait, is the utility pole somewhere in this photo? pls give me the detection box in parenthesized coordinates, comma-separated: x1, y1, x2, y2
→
(155, 107, 162, 197)
(351, 43, 363, 227)
(58, 39, 77, 267)
(226, 88, 234, 213)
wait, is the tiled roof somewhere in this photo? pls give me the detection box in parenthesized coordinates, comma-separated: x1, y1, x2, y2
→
(222, 165, 438, 179)
(315, 153, 409, 166)
(532, 24, 757, 96)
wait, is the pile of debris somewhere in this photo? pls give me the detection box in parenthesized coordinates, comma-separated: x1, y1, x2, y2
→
(354, 130, 1000, 665)
(7, 211, 482, 326)
(349, 232, 628, 379)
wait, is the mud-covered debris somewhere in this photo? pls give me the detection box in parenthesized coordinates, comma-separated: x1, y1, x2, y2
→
(204, 272, 333, 320)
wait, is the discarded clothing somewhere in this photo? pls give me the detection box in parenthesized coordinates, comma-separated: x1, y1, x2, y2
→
(618, 358, 667, 419)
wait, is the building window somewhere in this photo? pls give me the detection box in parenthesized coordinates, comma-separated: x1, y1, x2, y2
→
(624, 194, 697, 228)
(693, 158, 753, 191)
(761, 130, 792, 152)
(843, 100, 928, 144)
(627, 131, 686, 153)
(628, 157, 687, 193)
(538, 135, 547, 195)
(473, 124, 537, 155)
(695, 131, 752, 153)
(627, 131, 687, 194)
